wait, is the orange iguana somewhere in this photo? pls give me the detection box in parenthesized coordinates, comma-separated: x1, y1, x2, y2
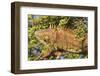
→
(34, 27, 87, 59)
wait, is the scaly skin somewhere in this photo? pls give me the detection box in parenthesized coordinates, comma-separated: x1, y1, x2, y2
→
(34, 27, 87, 59)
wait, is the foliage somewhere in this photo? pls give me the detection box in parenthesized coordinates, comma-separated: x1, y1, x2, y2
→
(73, 18, 88, 39)
(64, 53, 80, 59)
(59, 17, 70, 28)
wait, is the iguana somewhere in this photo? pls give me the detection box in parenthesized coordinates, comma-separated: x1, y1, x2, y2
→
(34, 28, 87, 59)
